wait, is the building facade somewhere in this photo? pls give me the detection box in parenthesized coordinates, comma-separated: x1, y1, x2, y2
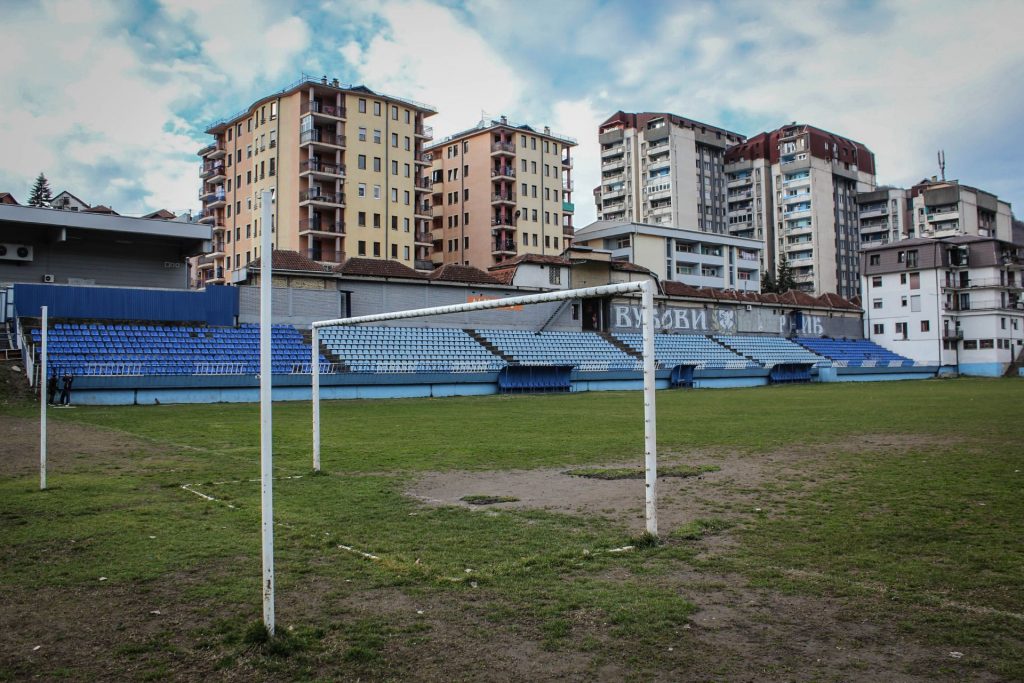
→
(855, 187, 910, 248)
(596, 112, 745, 233)
(725, 124, 876, 298)
(573, 220, 762, 292)
(424, 117, 576, 270)
(907, 178, 1012, 241)
(860, 236, 1024, 375)
(196, 78, 436, 286)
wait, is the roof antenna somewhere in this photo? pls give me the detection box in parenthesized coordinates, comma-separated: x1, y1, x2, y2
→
(937, 149, 946, 181)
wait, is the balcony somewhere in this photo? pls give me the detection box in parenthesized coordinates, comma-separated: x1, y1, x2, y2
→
(926, 209, 959, 223)
(727, 175, 752, 187)
(792, 272, 815, 283)
(602, 157, 625, 172)
(206, 191, 227, 209)
(299, 218, 344, 235)
(414, 152, 431, 166)
(603, 188, 625, 201)
(491, 217, 516, 229)
(728, 189, 752, 201)
(414, 177, 432, 191)
(562, 224, 574, 236)
(601, 145, 624, 159)
(561, 156, 573, 169)
(858, 205, 888, 218)
(490, 141, 515, 155)
(491, 192, 516, 205)
(306, 248, 343, 264)
(562, 201, 575, 213)
(198, 208, 219, 224)
(300, 159, 345, 179)
(415, 231, 433, 246)
(209, 241, 226, 258)
(492, 239, 517, 255)
(783, 174, 810, 186)
(301, 100, 346, 120)
(491, 166, 516, 179)
(199, 140, 226, 159)
(414, 205, 432, 219)
(299, 129, 346, 149)
(783, 206, 812, 218)
(299, 190, 345, 207)
(212, 223, 227, 234)
(200, 161, 226, 182)
(195, 256, 216, 271)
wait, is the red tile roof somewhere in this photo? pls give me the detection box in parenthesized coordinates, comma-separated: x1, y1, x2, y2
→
(659, 281, 859, 310)
(335, 257, 427, 279)
(487, 253, 572, 270)
(610, 261, 653, 274)
(82, 204, 118, 215)
(250, 249, 330, 272)
(489, 268, 517, 285)
(428, 263, 502, 285)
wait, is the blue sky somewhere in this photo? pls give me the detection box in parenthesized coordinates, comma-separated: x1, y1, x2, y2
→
(1, 0, 1022, 226)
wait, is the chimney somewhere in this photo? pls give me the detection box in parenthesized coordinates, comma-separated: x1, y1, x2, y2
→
(544, 126, 550, 135)
(500, 115, 507, 125)
(331, 78, 339, 87)
(321, 75, 327, 84)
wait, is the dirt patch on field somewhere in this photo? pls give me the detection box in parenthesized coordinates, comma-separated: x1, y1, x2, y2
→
(0, 415, 175, 478)
(407, 433, 955, 534)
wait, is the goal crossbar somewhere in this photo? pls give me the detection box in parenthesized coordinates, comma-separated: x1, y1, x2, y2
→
(310, 280, 660, 535)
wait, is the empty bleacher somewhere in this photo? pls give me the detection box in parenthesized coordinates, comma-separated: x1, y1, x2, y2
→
(794, 337, 915, 367)
(614, 333, 758, 370)
(318, 326, 504, 373)
(31, 322, 326, 376)
(476, 329, 640, 371)
(713, 335, 828, 368)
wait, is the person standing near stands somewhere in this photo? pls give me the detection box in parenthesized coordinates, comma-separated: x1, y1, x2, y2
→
(47, 374, 58, 405)
(59, 372, 74, 406)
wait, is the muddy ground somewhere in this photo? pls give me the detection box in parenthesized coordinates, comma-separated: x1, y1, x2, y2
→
(0, 413, 996, 681)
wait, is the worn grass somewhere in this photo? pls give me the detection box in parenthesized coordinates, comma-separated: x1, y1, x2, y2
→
(1, 378, 1022, 680)
(564, 464, 720, 480)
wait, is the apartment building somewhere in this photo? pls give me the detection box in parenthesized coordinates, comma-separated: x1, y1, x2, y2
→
(573, 220, 762, 292)
(907, 178, 1012, 241)
(596, 112, 745, 233)
(860, 235, 1024, 375)
(724, 124, 876, 299)
(424, 117, 575, 270)
(195, 77, 436, 285)
(855, 187, 910, 248)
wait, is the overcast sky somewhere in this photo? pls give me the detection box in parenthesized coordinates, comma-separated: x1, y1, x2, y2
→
(1, 0, 1022, 226)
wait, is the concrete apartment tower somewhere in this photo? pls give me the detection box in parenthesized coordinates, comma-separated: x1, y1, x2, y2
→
(595, 112, 745, 233)
(856, 187, 911, 248)
(195, 77, 436, 285)
(725, 124, 876, 298)
(424, 117, 576, 269)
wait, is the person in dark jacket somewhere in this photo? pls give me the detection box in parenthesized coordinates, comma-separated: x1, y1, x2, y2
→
(47, 374, 58, 405)
(59, 373, 73, 406)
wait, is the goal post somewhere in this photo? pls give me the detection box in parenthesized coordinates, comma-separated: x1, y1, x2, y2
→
(310, 280, 660, 536)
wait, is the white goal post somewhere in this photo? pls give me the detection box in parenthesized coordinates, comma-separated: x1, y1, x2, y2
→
(310, 280, 660, 536)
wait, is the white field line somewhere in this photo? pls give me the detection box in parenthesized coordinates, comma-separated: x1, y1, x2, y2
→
(179, 475, 305, 510)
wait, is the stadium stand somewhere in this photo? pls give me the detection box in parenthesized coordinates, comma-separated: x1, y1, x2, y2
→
(713, 335, 829, 368)
(31, 323, 326, 376)
(318, 326, 504, 373)
(614, 333, 759, 370)
(793, 337, 916, 367)
(475, 329, 641, 371)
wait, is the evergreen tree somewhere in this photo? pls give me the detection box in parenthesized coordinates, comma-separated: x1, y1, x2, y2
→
(761, 269, 777, 294)
(28, 173, 53, 207)
(775, 253, 797, 293)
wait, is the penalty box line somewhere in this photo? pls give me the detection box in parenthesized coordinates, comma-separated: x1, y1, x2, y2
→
(180, 475, 306, 509)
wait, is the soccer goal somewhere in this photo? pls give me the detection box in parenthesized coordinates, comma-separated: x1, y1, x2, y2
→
(309, 279, 661, 536)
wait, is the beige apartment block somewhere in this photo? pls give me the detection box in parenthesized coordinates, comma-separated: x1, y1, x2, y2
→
(596, 112, 745, 234)
(725, 124, 876, 298)
(195, 77, 436, 285)
(424, 117, 576, 270)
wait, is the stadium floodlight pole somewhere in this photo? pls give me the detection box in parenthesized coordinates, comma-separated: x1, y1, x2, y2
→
(259, 190, 275, 635)
(641, 280, 658, 536)
(39, 305, 47, 491)
(310, 280, 661, 535)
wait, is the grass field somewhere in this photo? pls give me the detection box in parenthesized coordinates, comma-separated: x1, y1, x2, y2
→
(1, 378, 1022, 681)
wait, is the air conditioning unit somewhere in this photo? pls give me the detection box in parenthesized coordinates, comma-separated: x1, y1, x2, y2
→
(0, 244, 33, 262)
(42, 274, 55, 283)
(745, 304, 753, 311)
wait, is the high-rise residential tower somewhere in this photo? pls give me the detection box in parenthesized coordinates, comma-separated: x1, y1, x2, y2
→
(725, 123, 876, 298)
(195, 78, 436, 285)
(424, 117, 576, 269)
(595, 112, 745, 233)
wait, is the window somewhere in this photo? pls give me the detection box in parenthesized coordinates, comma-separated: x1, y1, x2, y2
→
(403, 246, 410, 259)
(910, 295, 921, 312)
(979, 339, 994, 349)
(404, 136, 411, 151)
(358, 240, 366, 256)
(869, 254, 880, 266)
(373, 213, 381, 228)
(906, 249, 918, 268)
(391, 244, 398, 258)
(373, 129, 381, 144)
(921, 320, 930, 332)
(901, 296, 908, 307)
(900, 273, 907, 285)
(373, 185, 381, 199)
(873, 323, 885, 335)
(549, 267, 561, 285)
(373, 157, 381, 172)
(872, 275, 882, 287)
(895, 322, 908, 339)
(391, 132, 398, 147)
(963, 339, 978, 350)
(909, 272, 920, 290)
(373, 101, 381, 116)
(872, 298, 882, 309)
(358, 183, 366, 198)
(358, 211, 366, 227)
(463, 236, 469, 249)
(390, 187, 397, 202)
(358, 127, 367, 141)
(391, 215, 398, 230)
(358, 155, 367, 170)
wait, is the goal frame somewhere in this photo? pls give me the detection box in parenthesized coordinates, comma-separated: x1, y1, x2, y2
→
(310, 280, 660, 536)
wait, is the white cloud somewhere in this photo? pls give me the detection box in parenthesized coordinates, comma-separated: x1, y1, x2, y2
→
(335, 0, 526, 139)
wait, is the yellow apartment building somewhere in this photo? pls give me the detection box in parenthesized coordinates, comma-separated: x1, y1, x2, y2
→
(195, 77, 436, 285)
